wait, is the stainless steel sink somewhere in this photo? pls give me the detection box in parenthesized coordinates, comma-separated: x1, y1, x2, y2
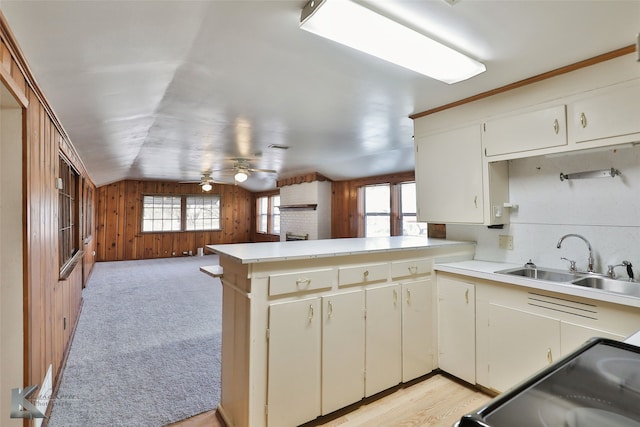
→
(496, 266, 582, 283)
(571, 276, 640, 298)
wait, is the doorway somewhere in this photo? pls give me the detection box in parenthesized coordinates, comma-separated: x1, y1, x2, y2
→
(0, 81, 25, 426)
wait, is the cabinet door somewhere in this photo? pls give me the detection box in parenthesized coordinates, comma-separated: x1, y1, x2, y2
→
(365, 284, 402, 397)
(267, 298, 321, 426)
(415, 125, 484, 224)
(569, 82, 640, 144)
(437, 277, 476, 384)
(560, 321, 625, 357)
(402, 279, 434, 382)
(488, 304, 560, 392)
(322, 291, 365, 415)
(482, 105, 567, 156)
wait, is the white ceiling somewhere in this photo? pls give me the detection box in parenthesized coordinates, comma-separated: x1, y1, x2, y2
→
(1, 0, 639, 191)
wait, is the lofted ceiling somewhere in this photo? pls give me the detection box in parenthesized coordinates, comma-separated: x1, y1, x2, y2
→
(1, 0, 639, 191)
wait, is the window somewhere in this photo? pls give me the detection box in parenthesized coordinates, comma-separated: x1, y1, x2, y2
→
(59, 156, 80, 270)
(399, 182, 426, 236)
(256, 194, 280, 235)
(142, 196, 182, 232)
(361, 181, 426, 237)
(186, 196, 221, 231)
(364, 184, 390, 237)
(142, 194, 221, 232)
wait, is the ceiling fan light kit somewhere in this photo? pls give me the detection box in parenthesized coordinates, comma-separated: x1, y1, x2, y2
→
(234, 170, 249, 183)
(299, 0, 486, 84)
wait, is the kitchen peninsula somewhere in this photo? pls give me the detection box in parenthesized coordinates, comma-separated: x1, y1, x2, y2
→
(207, 236, 476, 427)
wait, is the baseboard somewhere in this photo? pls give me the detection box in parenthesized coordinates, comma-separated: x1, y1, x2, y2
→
(217, 404, 233, 427)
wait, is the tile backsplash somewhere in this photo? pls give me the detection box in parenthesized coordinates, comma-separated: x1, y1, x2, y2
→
(447, 144, 640, 275)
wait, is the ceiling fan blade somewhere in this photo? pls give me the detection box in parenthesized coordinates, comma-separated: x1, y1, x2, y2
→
(248, 167, 277, 174)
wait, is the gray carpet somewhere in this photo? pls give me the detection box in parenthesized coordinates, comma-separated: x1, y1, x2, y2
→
(48, 256, 222, 427)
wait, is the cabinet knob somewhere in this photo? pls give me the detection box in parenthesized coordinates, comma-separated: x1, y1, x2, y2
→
(363, 270, 369, 279)
(465, 289, 469, 304)
(308, 304, 314, 323)
(393, 289, 398, 305)
(547, 348, 553, 364)
(328, 301, 333, 318)
(553, 119, 559, 134)
(474, 196, 478, 208)
(579, 112, 587, 128)
(406, 289, 411, 304)
(408, 265, 418, 275)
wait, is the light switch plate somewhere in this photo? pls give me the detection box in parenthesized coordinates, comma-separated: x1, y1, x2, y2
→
(499, 235, 513, 250)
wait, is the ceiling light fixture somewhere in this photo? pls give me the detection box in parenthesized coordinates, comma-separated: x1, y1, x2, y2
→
(234, 170, 249, 183)
(201, 182, 213, 192)
(299, 0, 486, 84)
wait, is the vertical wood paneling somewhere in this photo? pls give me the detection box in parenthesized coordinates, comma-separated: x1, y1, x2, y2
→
(95, 180, 253, 261)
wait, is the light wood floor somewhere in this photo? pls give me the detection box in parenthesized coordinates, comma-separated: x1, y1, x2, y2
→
(166, 373, 492, 427)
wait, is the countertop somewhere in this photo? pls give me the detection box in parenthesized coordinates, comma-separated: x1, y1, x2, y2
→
(435, 259, 640, 309)
(207, 236, 474, 264)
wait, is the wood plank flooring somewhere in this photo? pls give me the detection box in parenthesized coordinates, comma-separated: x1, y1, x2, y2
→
(167, 373, 492, 427)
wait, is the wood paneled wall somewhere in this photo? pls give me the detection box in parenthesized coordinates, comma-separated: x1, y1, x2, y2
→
(331, 171, 416, 238)
(0, 10, 96, 408)
(95, 180, 253, 261)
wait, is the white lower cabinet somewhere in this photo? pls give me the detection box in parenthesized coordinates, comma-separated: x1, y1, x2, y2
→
(365, 284, 402, 397)
(437, 277, 476, 384)
(560, 321, 625, 357)
(267, 297, 321, 427)
(487, 304, 561, 392)
(402, 279, 434, 382)
(321, 291, 365, 415)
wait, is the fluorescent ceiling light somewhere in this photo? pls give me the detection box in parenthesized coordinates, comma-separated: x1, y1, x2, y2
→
(300, 0, 486, 84)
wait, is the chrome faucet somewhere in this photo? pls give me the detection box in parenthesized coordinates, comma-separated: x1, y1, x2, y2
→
(607, 261, 634, 281)
(556, 234, 594, 273)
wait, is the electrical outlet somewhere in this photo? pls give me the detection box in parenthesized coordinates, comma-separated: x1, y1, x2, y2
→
(499, 235, 513, 250)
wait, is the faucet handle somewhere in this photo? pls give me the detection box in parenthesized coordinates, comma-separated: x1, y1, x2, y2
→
(561, 257, 577, 272)
(624, 261, 634, 281)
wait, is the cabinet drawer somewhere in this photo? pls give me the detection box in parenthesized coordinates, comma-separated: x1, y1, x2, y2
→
(269, 268, 334, 296)
(391, 258, 433, 279)
(338, 263, 388, 287)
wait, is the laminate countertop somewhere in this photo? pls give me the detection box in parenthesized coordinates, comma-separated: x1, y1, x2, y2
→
(435, 259, 640, 309)
(207, 236, 475, 264)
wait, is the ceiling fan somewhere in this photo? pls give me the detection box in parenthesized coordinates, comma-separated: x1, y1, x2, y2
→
(179, 173, 228, 191)
(211, 159, 277, 183)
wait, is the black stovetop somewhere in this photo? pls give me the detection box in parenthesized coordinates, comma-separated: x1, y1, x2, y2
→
(459, 338, 640, 427)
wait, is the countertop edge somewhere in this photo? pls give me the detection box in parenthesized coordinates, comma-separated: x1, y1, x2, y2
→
(208, 238, 476, 264)
(435, 260, 640, 309)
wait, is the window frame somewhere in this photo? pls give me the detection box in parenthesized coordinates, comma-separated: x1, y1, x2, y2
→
(141, 193, 222, 233)
(256, 192, 280, 236)
(59, 155, 80, 275)
(359, 180, 425, 237)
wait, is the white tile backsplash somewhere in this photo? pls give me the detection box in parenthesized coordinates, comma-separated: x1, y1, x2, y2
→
(447, 144, 640, 275)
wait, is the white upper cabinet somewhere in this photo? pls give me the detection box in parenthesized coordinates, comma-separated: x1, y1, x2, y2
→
(415, 125, 484, 224)
(568, 80, 640, 145)
(415, 124, 509, 225)
(482, 104, 567, 157)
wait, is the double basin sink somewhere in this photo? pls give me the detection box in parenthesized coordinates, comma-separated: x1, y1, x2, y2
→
(496, 266, 640, 298)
